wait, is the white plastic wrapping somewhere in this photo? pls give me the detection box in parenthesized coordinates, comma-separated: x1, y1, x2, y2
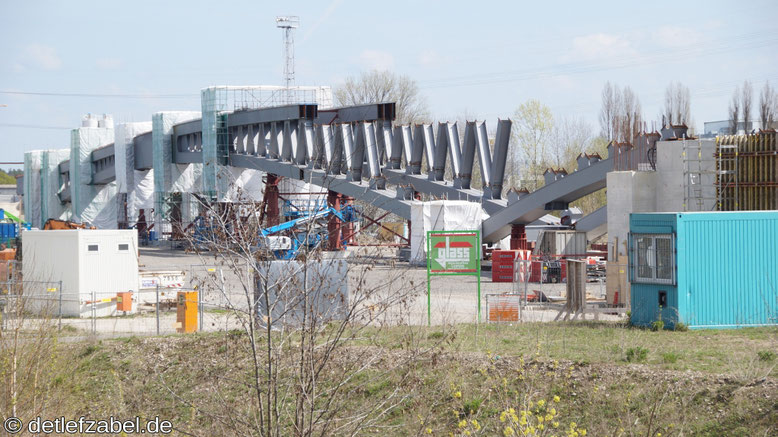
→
(115, 122, 151, 193)
(70, 126, 116, 228)
(409, 201, 487, 265)
(41, 149, 71, 225)
(278, 177, 326, 215)
(115, 122, 153, 227)
(151, 111, 201, 230)
(23, 151, 43, 228)
(224, 167, 266, 201)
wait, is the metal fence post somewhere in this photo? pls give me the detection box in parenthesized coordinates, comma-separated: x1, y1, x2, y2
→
(91, 290, 96, 335)
(58, 280, 63, 330)
(156, 284, 160, 335)
(198, 286, 203, 333)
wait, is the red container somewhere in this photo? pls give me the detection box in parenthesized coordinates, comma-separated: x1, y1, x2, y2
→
(492, 274, 514, 283)
(492, 250, 518, 261)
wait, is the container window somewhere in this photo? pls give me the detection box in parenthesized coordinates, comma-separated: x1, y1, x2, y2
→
(632, 233, 675, 285)
(87, 244, 99, 252)
(118, 243, 129, 251)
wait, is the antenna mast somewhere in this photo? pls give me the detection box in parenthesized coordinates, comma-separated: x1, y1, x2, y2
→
(275, 16, 299, 104)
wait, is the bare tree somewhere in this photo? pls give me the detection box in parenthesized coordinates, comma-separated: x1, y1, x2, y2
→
(512, 99, 554, 190)
(729, 86, 741, 134)
(598, 82, 643, 143)
(663, 82, 691, 126)
(742, 80, 753, 133)
(334, 70, 430, 124)
(549, 116, 593, 169)
(172, 179, 436, 436)
(759, 81, 776, 130)
(599, 81, 616, 139)
(619, 86, 643, 143)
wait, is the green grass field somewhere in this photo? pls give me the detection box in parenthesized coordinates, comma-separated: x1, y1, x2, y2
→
(5, 322, 777, 436)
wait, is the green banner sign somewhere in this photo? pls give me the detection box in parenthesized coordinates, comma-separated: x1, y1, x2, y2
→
(427, 231, 479, 273)
(426, 230, 481, 325)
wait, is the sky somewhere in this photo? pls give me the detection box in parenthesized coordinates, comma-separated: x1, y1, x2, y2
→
(1, 0, 777, 170)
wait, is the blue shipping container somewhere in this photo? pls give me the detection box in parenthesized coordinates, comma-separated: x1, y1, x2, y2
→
(0, 222, 18, 245)
(629, 211, 778, 329)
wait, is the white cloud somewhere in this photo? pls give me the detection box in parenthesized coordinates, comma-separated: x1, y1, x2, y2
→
(24, 43, 62, 70)
(570, 33, 636, 60)
(359, 49, 394, 71)
(653, 26, 703, 48)
(417, 49, 453, 68)
(95, 57, 123, 70)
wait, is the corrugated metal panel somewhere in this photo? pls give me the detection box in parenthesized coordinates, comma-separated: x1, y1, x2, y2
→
(630, 211, 778, 329)
(539, 231, 587, 256)
(678, 211, 778, 328)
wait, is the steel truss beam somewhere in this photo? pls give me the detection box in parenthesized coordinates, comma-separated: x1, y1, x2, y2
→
(123, 102, 611, 243)
(481, 156, 612, 242)
(574, 205, 607, 241)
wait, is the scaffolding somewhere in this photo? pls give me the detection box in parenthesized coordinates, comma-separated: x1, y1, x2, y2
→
(201, 86, 333, 199)
(716, 132, 777, 211)
(716, 143, 738, 211)
(682, 139, 719, 211)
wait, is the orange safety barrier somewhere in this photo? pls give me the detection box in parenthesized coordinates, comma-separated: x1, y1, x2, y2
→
(176, 291, 198, 333)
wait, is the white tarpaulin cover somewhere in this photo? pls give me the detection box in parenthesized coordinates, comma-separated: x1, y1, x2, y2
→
(224, 167, 265, 202)
(278, 177, 326, 214)
(409, 200, 487, 265)
(70, 127, 115, 229)
(41, 149, 71, 225)
(151, 111, 201, 229)
(115, 122, 152, 226)
(23, 151, 43, 227)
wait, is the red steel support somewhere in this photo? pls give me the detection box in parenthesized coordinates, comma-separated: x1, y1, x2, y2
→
(327, 190, 343, 251)
(264, 174, 280, 227)
(343, 195, 355, 245)
(407, 191, 421, 247)
(510, 224, 528, 250)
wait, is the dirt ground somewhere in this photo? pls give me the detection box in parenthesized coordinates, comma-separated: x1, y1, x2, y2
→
(48, 245, 620, 336)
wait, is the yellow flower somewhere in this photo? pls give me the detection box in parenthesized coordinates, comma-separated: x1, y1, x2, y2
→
(453, 391, 462, 399)
(538, 424, 545, 431)
(426, 428, 432, 434)
(553, 421, 559, 428)
(537, 399, 546, 408)
(458, 420, 467, 428)
(504, 426, 515, 436)
(500, 411, 507, 422)
(580, 430, 587, 436)
(464, 431, 471, 436)
(553, 395, 561, 403)
(537, 415, 544, 423)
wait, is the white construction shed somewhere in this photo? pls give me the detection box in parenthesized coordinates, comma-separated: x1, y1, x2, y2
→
(22, 229, 139, 317)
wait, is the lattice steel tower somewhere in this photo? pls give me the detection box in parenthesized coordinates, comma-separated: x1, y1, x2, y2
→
(275, 16, 299, 103)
